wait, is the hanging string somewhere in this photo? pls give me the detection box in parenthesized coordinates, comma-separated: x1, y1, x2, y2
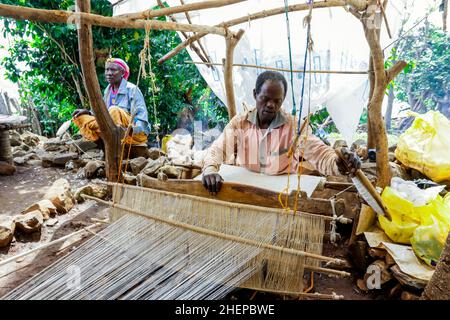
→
(296, 0, 314, 136)
(283, 0, 297, 116)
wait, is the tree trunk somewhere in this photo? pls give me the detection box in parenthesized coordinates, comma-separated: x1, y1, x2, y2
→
(421, 232, 450, 300)
(76, 0, 121, 182)
(385, 85, 394, 131)
(359, 1, 407, 187)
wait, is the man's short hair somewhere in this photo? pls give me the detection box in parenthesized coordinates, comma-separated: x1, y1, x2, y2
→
(255, 71, 288, 97)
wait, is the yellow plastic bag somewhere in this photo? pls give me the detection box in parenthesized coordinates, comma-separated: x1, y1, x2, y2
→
(379, 187, 450, 266)
(379, 187, 421, 244)
(395, 111, 450, 182)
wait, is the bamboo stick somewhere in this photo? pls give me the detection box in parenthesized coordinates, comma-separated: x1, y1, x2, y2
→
(185, 60, 369, 74)
(84, 194, 345, 265)
(118, 0, 247, 20)
(0, 223, 103, 268)
(158, 0, 369, 64)
(103, 181, 351, 223)
(0, 3, 228, 36)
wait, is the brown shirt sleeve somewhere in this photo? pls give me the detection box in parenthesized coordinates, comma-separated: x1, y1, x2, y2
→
(202, 115, 241, 175)
(296, 126, 342, 176)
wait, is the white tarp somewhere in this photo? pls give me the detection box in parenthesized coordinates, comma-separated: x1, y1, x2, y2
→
(109, 0, 438, 144)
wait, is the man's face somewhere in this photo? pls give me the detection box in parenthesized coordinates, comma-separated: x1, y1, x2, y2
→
(253, 80, 285, 125)
(105, 62, 124, 85)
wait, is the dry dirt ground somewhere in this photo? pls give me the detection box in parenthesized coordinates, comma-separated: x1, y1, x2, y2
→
(0, 164, 108, 297)
(0, 164, 373, 300)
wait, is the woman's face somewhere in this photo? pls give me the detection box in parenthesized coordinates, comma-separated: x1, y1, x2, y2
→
(105, 62, 124, 85)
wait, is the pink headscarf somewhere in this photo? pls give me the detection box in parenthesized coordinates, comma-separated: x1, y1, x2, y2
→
(106, 58, 130, 80)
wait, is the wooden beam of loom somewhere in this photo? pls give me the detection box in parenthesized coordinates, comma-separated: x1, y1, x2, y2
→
(131, 176, 347, 217)
(158, 0, 369, 64)
(117, 0, 248, 20)
(0, 3, 229, 36)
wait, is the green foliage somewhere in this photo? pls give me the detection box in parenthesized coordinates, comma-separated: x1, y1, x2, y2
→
(391, 25, 449, 113)
(1, 0, 227, 137)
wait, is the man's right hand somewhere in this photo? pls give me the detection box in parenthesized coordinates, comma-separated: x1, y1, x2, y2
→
(72, 109, 91, 119)
(202, 173, 224, 195)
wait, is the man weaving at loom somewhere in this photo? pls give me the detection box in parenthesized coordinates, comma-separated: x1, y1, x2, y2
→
(202, 71, 361, 194)
(72, 58, 151, 145)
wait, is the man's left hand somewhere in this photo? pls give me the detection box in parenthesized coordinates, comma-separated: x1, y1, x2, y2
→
(336, 147, 361, 175)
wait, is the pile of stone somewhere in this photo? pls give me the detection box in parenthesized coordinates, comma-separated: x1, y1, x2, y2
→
(0, 178, 107, 248)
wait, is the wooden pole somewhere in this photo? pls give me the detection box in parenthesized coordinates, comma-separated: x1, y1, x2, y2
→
(0, 3, 228, 36)
(158, 0, 369, 64)
(118, 0, 247, 20)
(185, 60, 368, 74)
(76, 0, 122, 182)
(223, 29, 245, 119)
(355, 1, 406, 187)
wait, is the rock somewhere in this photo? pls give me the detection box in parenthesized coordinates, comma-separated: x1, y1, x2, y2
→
(24, 153, 40, 161)
(69, 138, 98, 153)
(0, 216, 15, 247)
(20, 144, 31, 152)
(45, 218, 59, 227)
(390, 162, 411, 180)
(9, 130, 22, 146)
(142, 157, 166, 176)
(158, 165, 184, 179)
(43, 137, 68, 152)
(65, 159, 88, 171)
(84, 160, 105, 179)
(43, 178, 75, 214)
(74, 184, 108, 203)
(0, 161, 15, 175)
(130, 157, 148, 175)
(15, 210, 43, 233)
(41, 153, 55, 168)
(13, 157, 26, 166)
(148, 147, 165, 160)
(52, 152, 78, 166)
(81, 149, 103, 160)
(333, 139, 348, 149)
(12, 148, 27, 157)
(28, 160, 42, 167)
(123, 173, 137, 185)
(22, 199, 58, 220)
(21, 131, 40, 147)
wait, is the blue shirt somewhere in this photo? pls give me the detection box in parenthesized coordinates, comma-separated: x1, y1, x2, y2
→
(103, 78, 151, 135)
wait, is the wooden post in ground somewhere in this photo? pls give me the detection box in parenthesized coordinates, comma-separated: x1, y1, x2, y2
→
(76, 0, 121, 182)
(421, 232, 450, 300)
(223, 29, 245, 120)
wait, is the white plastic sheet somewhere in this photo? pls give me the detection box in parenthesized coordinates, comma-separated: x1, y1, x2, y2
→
(109, 0, 419, 144)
